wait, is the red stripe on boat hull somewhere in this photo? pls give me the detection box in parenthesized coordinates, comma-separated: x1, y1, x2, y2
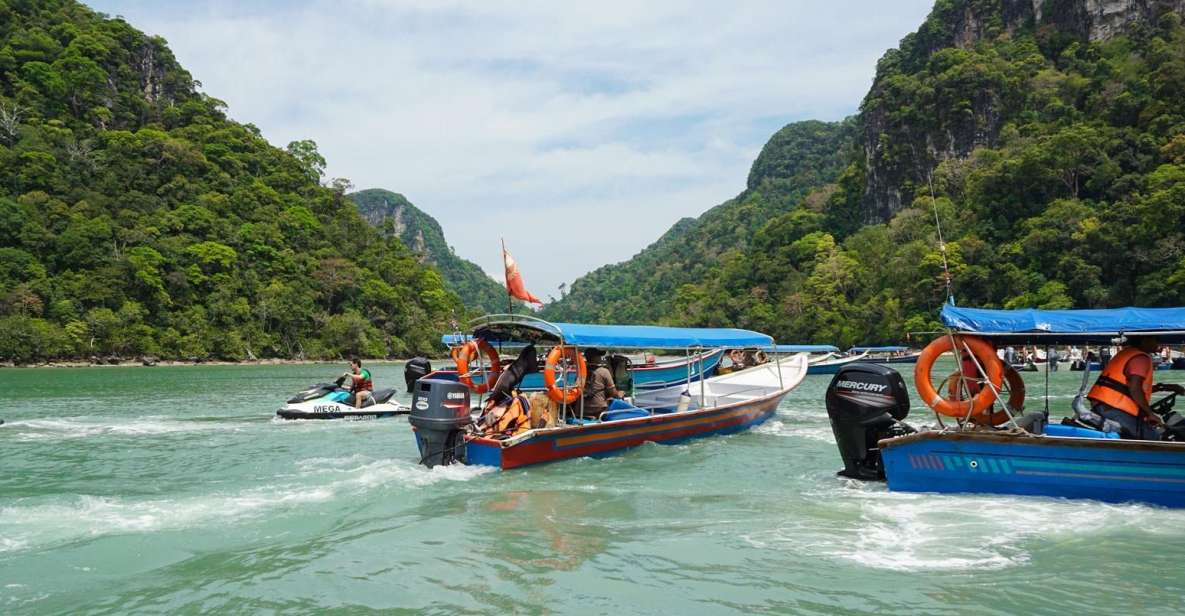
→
(465, 394, 783, 469)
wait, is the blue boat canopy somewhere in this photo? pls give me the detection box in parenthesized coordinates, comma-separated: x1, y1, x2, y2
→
(467, 315, 774, 349)
(849, 346, 911, 353)
(775, 344, 839, 353)
(940, 305, 1185, 343)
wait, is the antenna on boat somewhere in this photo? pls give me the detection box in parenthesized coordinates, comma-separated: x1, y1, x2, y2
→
(927, 172, 954, 305)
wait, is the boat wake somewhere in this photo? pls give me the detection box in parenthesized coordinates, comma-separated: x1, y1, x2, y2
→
(746, 484, 1185, 572)
(6, 416, 259, 441)
(0, 456, 491, 555)
(753, 418, 835, 444)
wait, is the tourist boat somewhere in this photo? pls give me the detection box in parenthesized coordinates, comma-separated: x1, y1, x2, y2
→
(409, 315, 808, 470)
(848, 346, 921, 364)
(429, 334, 724, 393)
(825, 305, 1185, 508)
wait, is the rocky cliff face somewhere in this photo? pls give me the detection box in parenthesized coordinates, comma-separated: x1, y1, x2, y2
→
(349, 189, 511, 313)
(858, 0, 1185, 223)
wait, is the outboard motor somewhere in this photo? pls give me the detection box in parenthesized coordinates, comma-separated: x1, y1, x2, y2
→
(825, 363, 915, 480)
(409, 378, 472, 467)
(404, 357, 433, 393)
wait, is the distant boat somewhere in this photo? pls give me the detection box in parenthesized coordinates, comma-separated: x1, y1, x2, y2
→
(807, 351, 870, 375)
(848, 346, 921, 364)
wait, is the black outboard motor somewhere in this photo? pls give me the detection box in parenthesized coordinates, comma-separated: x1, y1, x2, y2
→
(409, 378, 472, 467)
(825, 363, 915, 480)
(404, 357, 433, 393)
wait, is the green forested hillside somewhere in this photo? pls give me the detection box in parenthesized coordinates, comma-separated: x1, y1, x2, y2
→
(548, 1, 1185, 348)
(0, 0, 461, 362)
(349, 188, 514, 314)
(542, 120, 854, 323)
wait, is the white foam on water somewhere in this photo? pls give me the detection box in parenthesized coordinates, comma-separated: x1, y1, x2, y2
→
(6, 416, 255, 441)
(295, 454, 374, 471)
(753, 485, 1185, 573)
(753, 419, 836, 444)
(0, 457, 491, 554)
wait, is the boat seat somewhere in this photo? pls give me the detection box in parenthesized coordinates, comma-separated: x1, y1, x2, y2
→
(1044, 424, 1120, 439)
(370, 388, 396, 404)
(600, 402, 651, 422)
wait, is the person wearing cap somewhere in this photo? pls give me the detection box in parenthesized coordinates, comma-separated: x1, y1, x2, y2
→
(581, 348, 622, 419)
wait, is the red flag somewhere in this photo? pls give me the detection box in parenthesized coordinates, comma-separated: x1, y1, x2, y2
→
(503, 241, 542, 304)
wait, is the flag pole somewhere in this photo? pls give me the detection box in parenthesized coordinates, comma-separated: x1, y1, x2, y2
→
(502, 238, 513, 315)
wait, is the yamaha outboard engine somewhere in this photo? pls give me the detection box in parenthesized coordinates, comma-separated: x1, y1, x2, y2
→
(825, 363, 914, 480)
(409, 378, 472, 467)
(404, 357, 433, 393)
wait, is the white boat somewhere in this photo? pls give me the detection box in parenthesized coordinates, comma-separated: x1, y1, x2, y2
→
(632, 354, 809, 410)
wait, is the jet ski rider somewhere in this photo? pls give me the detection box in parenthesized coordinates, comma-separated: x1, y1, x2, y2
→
(1087, 335, 1185, 440)
(343, 357, 374, 408)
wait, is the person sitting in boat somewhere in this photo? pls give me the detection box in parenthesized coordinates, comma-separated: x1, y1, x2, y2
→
(477, 391, 555, 437)
(1087, 335, 1185, 440)
(581, 348, 622, 419)
(720, 349, 746, 374)
(344, 357, 374, 407)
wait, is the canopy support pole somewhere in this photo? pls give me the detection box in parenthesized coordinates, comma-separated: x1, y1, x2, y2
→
(698, 348, 706, 408)
(775, 345, 783, 390)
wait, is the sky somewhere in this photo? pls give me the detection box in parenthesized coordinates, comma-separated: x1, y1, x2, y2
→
(88, 0, 935, 299)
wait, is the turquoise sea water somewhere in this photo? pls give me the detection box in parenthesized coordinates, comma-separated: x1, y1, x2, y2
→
(3, 363, 1185, 614)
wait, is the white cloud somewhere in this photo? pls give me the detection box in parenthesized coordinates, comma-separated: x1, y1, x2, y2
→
(89, 0, 933, 296)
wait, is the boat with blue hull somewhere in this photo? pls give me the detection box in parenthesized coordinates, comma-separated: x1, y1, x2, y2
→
(825, 305, 1185, 508)
(881, 430, 1185, 507)
(430, 336, 724, 392)
(409, 316, 807, 470)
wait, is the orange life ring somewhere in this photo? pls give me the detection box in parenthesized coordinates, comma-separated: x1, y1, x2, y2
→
(455, 339, 501, 394)
(945, 362, 1026, 425)
(915, 335, 1003, 420)
(543, 345, 587, 404)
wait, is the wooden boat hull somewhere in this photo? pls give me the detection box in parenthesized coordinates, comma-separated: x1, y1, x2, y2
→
(880, 431, 1185, 507)
(459, 392, 784, 469)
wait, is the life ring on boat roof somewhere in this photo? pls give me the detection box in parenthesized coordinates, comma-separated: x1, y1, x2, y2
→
(915, 335, 1003, 420)
(543, 345, 587, 404)
(455, 339, 501, 394)
(945, 363, 1026, 425)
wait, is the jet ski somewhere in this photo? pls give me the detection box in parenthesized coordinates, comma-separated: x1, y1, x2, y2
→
(276, 376, 406, 420)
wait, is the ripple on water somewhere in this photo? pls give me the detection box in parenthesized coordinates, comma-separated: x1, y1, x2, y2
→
(0, 457, 491, 555)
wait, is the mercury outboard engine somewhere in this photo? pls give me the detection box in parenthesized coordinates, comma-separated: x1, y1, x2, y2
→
(404, 357, 433, 393)
(825, 363, 914, 480)
(409, 378, 472, 467)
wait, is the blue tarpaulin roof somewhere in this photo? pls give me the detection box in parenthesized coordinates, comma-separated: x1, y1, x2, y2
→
(850, 346, 911, 353)
(469, 316, 774, 349)
(940, 305, 1185, 342)
(775, 344, 839, 353)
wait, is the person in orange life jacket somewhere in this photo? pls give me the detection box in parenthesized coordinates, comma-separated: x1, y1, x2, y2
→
(345, 357, 374, 408)
(1087, 335, 1185, 440)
